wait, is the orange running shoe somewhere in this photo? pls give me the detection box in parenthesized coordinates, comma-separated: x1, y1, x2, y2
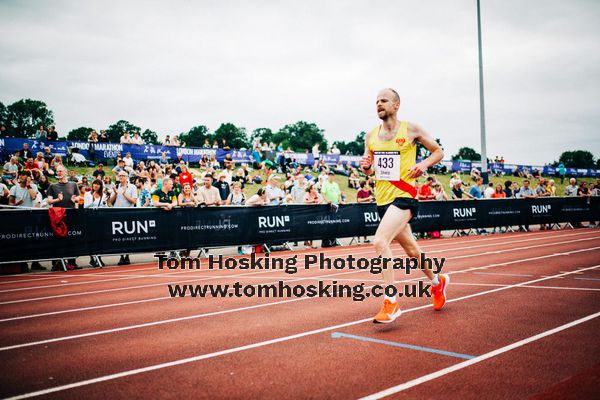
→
(432, 274, 449, 311)
(373, 299, 401, 324)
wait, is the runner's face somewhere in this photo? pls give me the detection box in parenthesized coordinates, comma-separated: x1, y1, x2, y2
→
(376, 90, 399, 119)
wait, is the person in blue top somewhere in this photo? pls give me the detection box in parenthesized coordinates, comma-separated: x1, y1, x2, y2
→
(557, 163, 566, 184)
(469, 178, 484, 199)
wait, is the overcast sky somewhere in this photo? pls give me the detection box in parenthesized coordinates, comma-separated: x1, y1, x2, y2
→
(1, 0, 599, 164)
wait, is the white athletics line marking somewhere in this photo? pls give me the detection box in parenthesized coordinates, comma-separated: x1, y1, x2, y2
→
(0, 230, 595, 290)
(5, 265, 598, 400)
(472, 272, 533, 277)
(359, 310, 600, 399)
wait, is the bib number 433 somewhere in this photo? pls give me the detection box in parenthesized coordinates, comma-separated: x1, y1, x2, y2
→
(374, 151, 400, 181)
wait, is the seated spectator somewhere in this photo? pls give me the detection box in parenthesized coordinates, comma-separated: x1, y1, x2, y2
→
(432, 182, 449, 200)
(36, 125, 47, 140)
(103, 175, 115, 193)
(470, 167, 481, 181)
(21, 143, 33, 160)
(131, 132, 144, 145)
(451, 182, 474, 200)
(123, 152, 135, 171)
(213, 171, 231, 204)
(34, 152, 50, 175)
(202, 139, 210, 148)
(43, 147, 54, 165)
(24, 157, 42, 180)
(171, 136, 180, 147)
(178, 163, 194, 187)
(565, 178, 578, 197)
(2, 156, 19, 185)
(159, 152, 170, 168)
(120, 132, 133, 144)
(133, 161, 150, 180)
(231, 167, 247, 189)
(348, 169, 361, 189)
(79, 175, 90, 192)
(151, 178, 177, 210)
(246, 187, 268, 206)
(84, 179, 108, 208)
(47, 125, 58, 141)
(196, 174, 221, 206)
(162, 135, 172, 146)
(212, 140, 219, 149)
(93, 163, 106, 179)
(147, 160, 160, 179)
(178, 182, 198, 207)
(88, 130, 98, 142)
(112, 159, 127, 176)
(516, 179, 536, 198)
(50, 154, 64, 173)
(449, 172, 463, 189)
(199, 154, 208, 168)
(221, 139, 230, 150)
(222, 153, 234, 170)
(68, 170, 79, 183)
(491, 184, 506, 198)
(98, 130, 109, 142)
(226, 182, 246, 205)
(9, 171, 38, 208)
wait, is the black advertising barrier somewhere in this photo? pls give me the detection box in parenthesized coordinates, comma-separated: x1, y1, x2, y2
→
(0, 197, 598, 263)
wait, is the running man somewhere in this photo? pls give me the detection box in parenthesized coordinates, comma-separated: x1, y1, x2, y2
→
(360, 88, 448, 324)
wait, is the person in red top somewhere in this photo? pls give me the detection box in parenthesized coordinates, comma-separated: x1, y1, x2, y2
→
(417, 177, 435, 201)
(491, 184, 506, 198)
(24, 157, 42, 180)
(178, 163, 194, 187)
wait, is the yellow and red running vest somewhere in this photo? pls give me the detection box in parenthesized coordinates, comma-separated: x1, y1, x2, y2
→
(367, 120, 417, 205)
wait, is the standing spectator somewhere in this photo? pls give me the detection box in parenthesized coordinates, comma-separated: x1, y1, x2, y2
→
(516, 179, 536, 199)
(112, 159, 127, 176)
(37, 174, 50, 198)
(578, 182, 591, 197)
(246, 187, 268, 206)
(535, 178, 550, 197)
(178, 163, 194, 187)
(432, 182, 449, 200)
(321, 172, 342, 204)
(152, 177, 177, 210)
(503, 180, 514, 198)
(46, 165, 81, 270)
(213, 171, 231, 204)
(356, 181, 374, 243)
(484, 182, 495, 198)
(491, 184, 506, 198)
(547, 179, 557, 196)
(103, 175, 115, 193)
(557, 163, 566, 184)
(451, 182, 474, 200)
(469, 178, 484, 199)
(417, 177, 435, 201)
(312, 142, 320, 171)
(110, 171, 138, 265)
(178, 182, 198, 207)
(265, 174, 284, 205)
(0, 181, 9, 205)
(303, 185, 323, 248)
(88, 130, 98, 142)
(47, 126, 58, 141)
(226, 182, 246, 205)
(84, 179, 108, 208)
(9, 171, 38, 208)
(565, 178, 578, 197)
(290, 175, 307, 204)
(196, 174, 221, 206)
(136, 178, 152, 207)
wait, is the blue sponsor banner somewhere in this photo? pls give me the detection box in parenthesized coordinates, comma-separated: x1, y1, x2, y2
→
(0, 138, 598, 175)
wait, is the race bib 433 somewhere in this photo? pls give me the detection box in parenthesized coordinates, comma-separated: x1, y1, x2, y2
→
(374, 151, 400, 181)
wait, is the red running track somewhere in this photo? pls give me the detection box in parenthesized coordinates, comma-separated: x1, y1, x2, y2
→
(0, 228, 599, 399)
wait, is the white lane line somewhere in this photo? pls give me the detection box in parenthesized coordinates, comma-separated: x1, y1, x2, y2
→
(472, 272, 534, 277)
(1, 230, 595, 290)
(359, 311, 600, 399)
(5, 265, 598, 400)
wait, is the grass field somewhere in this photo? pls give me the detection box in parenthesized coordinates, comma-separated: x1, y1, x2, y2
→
(64, 164, 596, 201)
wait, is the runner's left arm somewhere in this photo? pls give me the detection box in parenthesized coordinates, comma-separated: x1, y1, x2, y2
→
(407, 123, 444, 178)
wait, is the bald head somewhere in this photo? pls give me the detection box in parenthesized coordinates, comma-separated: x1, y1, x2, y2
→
(381, 88, 400, 103)
(376, 88, 401, 120)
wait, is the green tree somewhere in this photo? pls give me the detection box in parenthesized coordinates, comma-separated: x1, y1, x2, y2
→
(177, 125, 211, 147)
(0, 102, 7, 126)
(273, 121, 327, 152)
(251, 127, 274, 146)
(451, 147, 481, 161)
(558, 150, 596, 168)
(6, 99, 54, 138)
(105, 120, 141, 143)
(67, 127, 95, 141)
(214, 122, 249, 149)
(141, 128, 159, 145)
